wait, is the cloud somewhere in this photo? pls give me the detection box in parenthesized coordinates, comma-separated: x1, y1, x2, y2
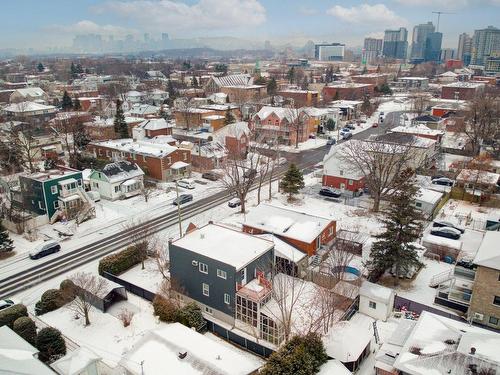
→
(298, 6, 318, 15)
(94, 0, 266, 33)
(327, 3, 407, 26)
(47, 20, 134, 36)
(365, 31, 385, 40)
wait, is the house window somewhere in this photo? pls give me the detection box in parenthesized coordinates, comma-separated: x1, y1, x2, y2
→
(132, 153, 137, 160)
(51, 186, 57, 194)
(202, 283, 209, 296)
(54, 201, 59, 209)
(217, 269, 227, 279)
(329, 227, 334, 236)
(114, 186, 120, 193)
(236, 295, 258, 327)
(204, 306, 213, 315)
(77, 179, 82, 186)
(369, 301, 377, 309)
(224, 294, 230, 305)
(339, 170, 344, 176)
(415, 202, 422, 208)
(199, 263, 208, 274)
(348, 179, 353, 185)
(494, 296, 500, 306)
(183, 153, 187, 161)
(38, 201, 44, 210)
(489, 316, 499, 326)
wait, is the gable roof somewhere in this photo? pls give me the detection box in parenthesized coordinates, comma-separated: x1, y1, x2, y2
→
(138, 118, 172, 130)
(253, 106, 298, 122)
(473, 231, 500, 269)
(98, 160, 144, 183)
(210, 73, 254, 88)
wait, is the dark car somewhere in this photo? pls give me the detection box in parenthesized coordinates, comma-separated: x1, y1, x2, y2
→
(431, 175, 446, 180)
(243, 168, 257, 179)
(29, 241, 61, 260)
(173, 194, 193, 206)
(342, 132, 352, 140)
(430, 227, 461, 240)
(319, 187, 342, 198)
(432, 220, 465, 233)
(345, 124, 355, 130)
(341, 127, 351, 132)
(432, 177, 454, 186)
(202, 171, 221, 181)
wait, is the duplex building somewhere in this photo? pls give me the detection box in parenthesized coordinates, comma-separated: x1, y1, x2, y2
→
(89, 161, 144, 201)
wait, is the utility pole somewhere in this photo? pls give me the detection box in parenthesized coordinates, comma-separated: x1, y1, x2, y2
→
(174, 179, 183, 237)
(140, 360, 144, 375)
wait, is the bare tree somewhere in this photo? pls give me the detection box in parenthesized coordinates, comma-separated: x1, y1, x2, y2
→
(141, 180, 155, 203)
(10, 121, 40, 173)
(66, 272, 108, 326)
(322, 231, 364, 281)
(151, 238, 170, 280)
(284, 106, 305, 149)
(459, 153, 494, 199)
(410, 92, 430, 116)
(122, 218, 154, 269)
(175, 98, 196, 131)
(338, 137, 424, 212)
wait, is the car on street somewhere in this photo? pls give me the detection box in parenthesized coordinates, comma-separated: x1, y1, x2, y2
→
(341, 127, 351, 133)
(432, 220, 465, 233)
(309, 133, 316, 139)
(277, 157, 288, 166)
(342, 132, 352, 140)
(0, 299, 15, 311)
(228, 197, 242, 208)
(372, 123, 379, 128)
(431, 177, 454, 186)
(319, 187, 342, 198)
(201, 171, 221, 181)
(173, 194, 193, 206)
(29, 240, 61, 260)
(243, 168, 257, 179)
(327, 137, 336, 145)
(430, 227, 461, 240)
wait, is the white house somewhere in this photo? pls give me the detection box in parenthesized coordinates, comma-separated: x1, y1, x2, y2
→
(415, 187, 444, 219)
(51, 346, 103, 375)
(89, 161, 144, 201)
(359, 281, 395, 322)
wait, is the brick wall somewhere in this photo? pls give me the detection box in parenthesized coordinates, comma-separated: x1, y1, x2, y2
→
(470, 266, 500, 329)
(322, 174, 365, 192)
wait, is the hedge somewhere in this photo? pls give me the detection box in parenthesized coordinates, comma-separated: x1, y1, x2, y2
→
(36, 327, 66, 363)
(177, 303, 204, 330)
(35, 289, 65, 316)
(153, 297, 204, 330)
(0, 304, 27, 328)
(13, 316, 37, 346)
(152, 295, 178, 323)
(98, 245, 145, 275)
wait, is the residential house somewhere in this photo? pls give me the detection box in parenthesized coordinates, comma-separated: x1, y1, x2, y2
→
(277, 89, 319, 107)
(2, 101, 58, 124)
(329, 100, 363, 120)
(76, 96, 106, 112)
(87, 139, 191, 181)
(456, 168, 500, 197)
(169, 223, 275, 325)
(0, 326, 55, 375)
(120, 323, 263, 375)
(322, 82, 374, 102)
(394, 77, 429, 91)
(351, 73, 389, 87)
(126, 103, 160, 118)
(204, 74, 265, 102)
(411, 115, 445, 130)
(251, 106, 309, 146)
(441, 81, 485, 100)
(322, 141, 366, 195)
(213, 121, 250, 157)
(359, 281, 395, 322)
(174, 108, 213, 130)
(390, 124, 444, 142)
(189, 141, 227, 171)
(198, 104, 241, 122)
(376, 311, 500, 375)
(89, 161, 144, 201)
(15, 167, 95, 224)
(415, 188, 444, 219)
(300, 107, 340, 134)
(242, 203, 337, 256)
(9, 87, 48, 104)
(125, 90, 145, 104)
(135, 118, 173, 138)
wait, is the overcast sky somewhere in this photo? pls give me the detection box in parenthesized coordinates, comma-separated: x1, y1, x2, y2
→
(1, 0, 499, 50)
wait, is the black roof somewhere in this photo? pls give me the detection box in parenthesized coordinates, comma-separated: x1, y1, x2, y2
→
(101, 160, 139, 177)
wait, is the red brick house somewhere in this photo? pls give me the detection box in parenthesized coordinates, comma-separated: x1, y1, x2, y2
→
(277, 89, 319, 107)
(242, 203, 337, 256)
(441, 82, 485, 100)
(214, 121, 250, 157)
(322, 82, 374, 102)
(322, 140, 366, 194)
(87, 139, 191, 181)
(135, 118, 173, 138)
(350, 73, 388, 87)
(252, 106, 309, 146)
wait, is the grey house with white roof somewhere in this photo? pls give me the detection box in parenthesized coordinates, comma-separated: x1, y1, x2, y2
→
(89, 161, 144, 201)
(169, 223, 274, 325)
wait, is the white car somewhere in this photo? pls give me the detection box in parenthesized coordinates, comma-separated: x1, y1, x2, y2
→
(177, 179, 196, 189)
(0, 299, 16, 311)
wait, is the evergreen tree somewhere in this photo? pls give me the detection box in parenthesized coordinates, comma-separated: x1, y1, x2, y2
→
(224, 108, 235, 125)
(379, 83, 393, 95)
(367, 169, 424, 285)
(73, 98, 81, 111)
(266, 77, 277, 96)
(70, 62, 77, 78)
(192, 76, 198, 88)
(37, 62, 44, 72)
(36, 327, 66, 362)
(280, 164, 305, 201)
(61, 91, 73, 111)
(114, 100, 129, 138)
(287, 66, 296, 84)
(13, 317, 37, 346)
(362, 66, 368, 74)
(167, 79, 176, 100)
(0, 220, 14, 254)
(325, 118, 336, 132)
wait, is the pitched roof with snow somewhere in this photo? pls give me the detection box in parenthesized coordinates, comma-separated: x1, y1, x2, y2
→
(213, 121, 250, 142)
(173, 223, 274, 270)
(13, 87, 46, 98)
(473, 231, 500, 269)
(253, 106, 298, 122)
(91, 139, 178, 158)
(210, 73, 254, 88)
(138, 118, 173, 130)
(2, 101, 56, 113)
(99, 160, 144, 183)
(243, 203, 334, 243)
(51, 347, 101, 375)
(322, 140, 365, 180)
(390, 124, 444, 137)
(456, 169, 500, 185)
(360, 281, 394, 303)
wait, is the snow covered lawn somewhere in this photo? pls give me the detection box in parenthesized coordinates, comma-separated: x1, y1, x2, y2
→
(119, 258, 165, 294)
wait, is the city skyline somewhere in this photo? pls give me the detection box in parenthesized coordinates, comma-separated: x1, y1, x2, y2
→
(1, 0, 499, 53)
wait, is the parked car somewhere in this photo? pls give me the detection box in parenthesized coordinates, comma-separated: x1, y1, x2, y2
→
(30, 240, 61, 260)
(430, 227, 461, 240)
(309, 133, 316, 139)
(173, 194, 193, 206)
(432, 220, 465, 233)
(341, 127, 351, 133)
(228, 197, 242, 208)
(372, 123, 379, 128)
(431, 175, 446, 181)
(319, 187, 342, 198)
(380, 112, 384, 116)
(202, 171, 221, 181)
(177, 179, 196, 189)
(327, 137, 336, 145)
(243, 168, 257, 179)
(0, 299, 15, 311)
(431, 177, 454, 187)
(345, 124, 355, 130)
(277, 157, 288, 166)
(342, 132, 352, 140)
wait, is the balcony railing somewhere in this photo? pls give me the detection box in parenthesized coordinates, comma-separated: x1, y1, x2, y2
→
(453, 266, 476, 281)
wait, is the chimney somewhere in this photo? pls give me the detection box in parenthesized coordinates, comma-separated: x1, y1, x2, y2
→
(470, 347, 476, 355)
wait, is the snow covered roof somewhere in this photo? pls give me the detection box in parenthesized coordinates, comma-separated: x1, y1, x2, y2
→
(210, 73, 254, 88)
(360, 281, 394, 303)
(323, 313, 373, 362)
(318, 359, 352, 375)
(121, 323, 263, 375)
(3, 101, 56, 113)
(214, 121, 250, 142)
(253, 106, 298, 122)
(91, 139, 178, 158)
(473, 231, 500, 269)
(0, 326, 54, 375)
(323, 140, 365, 180)
(170, 161, 189, 169)
(243, 203, 334, 243)
(441, 132, 469, 150)
(255, 233, 306, 263)
(456, 169, 500, 185)
(439, 71, 458, 77)
(393, 311, 500, 375)
(300, 107, 337, 117)
(51, 347, 101, 375)
(173, 223, 274, 270)
(417, 188, 443, 205)
(127, 104, 160, 115)
(98, 160, 144, 183)
(442, 81, 485, 89)
(13, 87, 46, 98)
(126, 90, 144, 97)
(138, 118, 172, 130)
(390, 124, 444, 137)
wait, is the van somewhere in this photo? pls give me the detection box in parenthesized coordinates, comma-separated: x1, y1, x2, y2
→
(177, 179, 195, 189)
(30, 240, 61, 260)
